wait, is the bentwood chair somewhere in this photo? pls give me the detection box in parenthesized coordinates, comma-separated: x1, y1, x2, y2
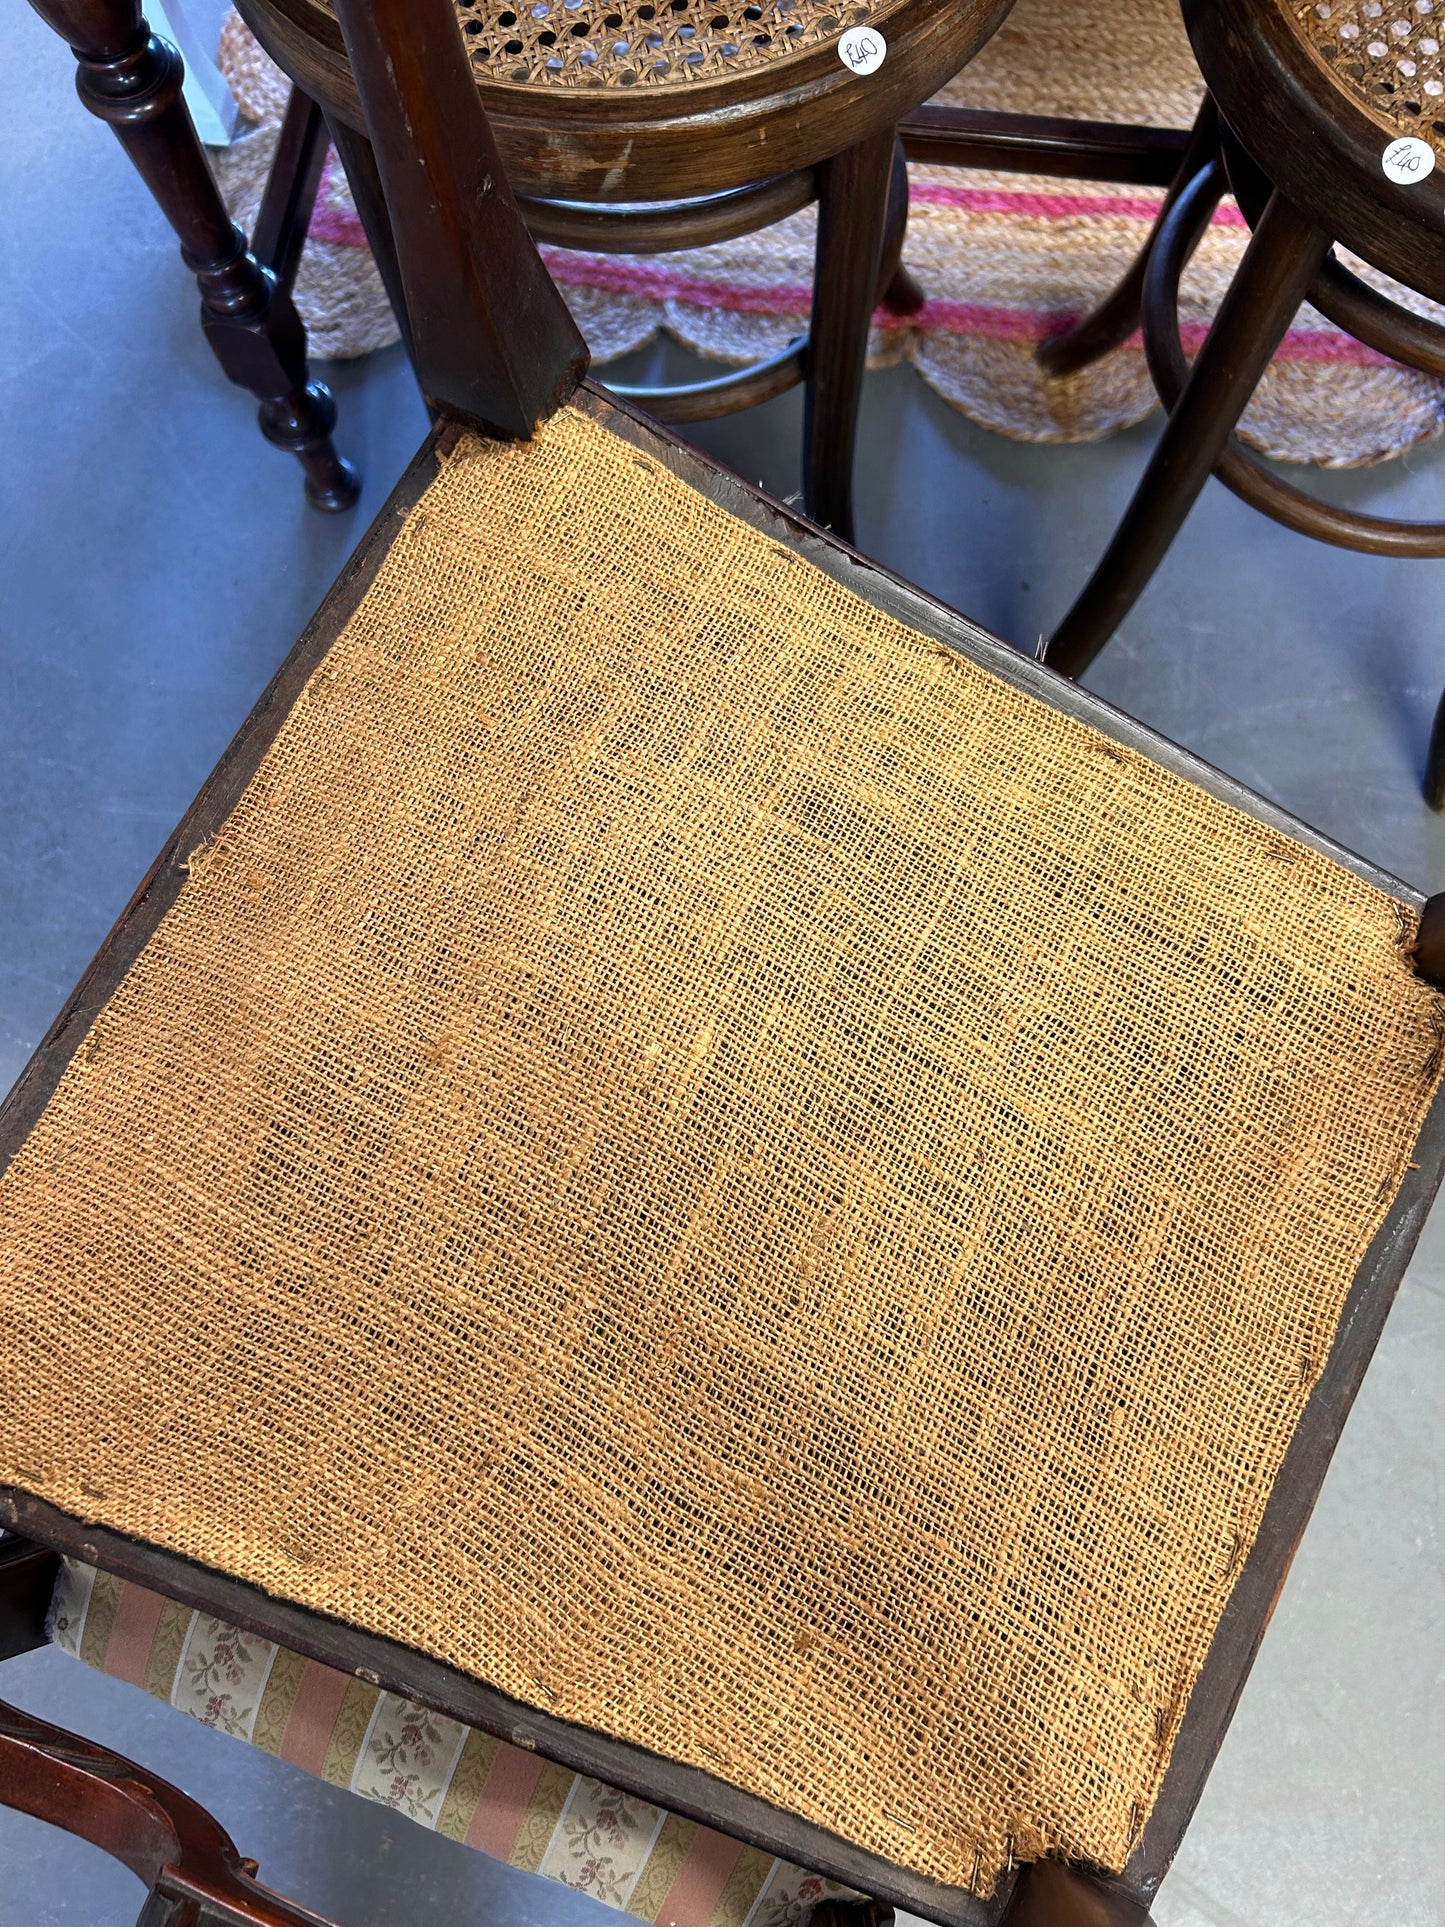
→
(8, 0, 1445, 1923)
(33, 0, 1022, 542)
(1040, 0, 1445, 783)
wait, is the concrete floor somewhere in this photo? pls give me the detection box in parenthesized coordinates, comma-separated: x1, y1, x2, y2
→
(3, 4, 1444, 1923)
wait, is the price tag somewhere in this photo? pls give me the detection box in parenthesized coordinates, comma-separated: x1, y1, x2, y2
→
(1382, 135, 1437, 183)
(837, 25, 886, 74)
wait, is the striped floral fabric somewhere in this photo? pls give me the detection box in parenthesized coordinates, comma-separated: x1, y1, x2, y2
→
(48, 1560, 858, 1927)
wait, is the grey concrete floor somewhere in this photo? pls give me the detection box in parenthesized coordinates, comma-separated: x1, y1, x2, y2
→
(3, 4, 1444, 1923)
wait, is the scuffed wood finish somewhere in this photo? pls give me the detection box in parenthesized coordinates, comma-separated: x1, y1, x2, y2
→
(237, 0, 1014, 202)
(330, 0, 587, 434)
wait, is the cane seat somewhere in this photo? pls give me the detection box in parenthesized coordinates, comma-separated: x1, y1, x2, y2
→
(1, 400, 1442, 1908)
(444, 0, 893, 91)
(1289, 0, 1445, 159)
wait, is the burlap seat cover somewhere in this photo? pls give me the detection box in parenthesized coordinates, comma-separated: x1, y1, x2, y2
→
(1, 407, 1440, 1895)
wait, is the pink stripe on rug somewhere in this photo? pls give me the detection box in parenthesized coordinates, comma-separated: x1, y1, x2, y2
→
(309, 149, 371, 249)
(277, 1660, 354, 1778)
(311, 195, 1394, 371)
(100, 1583, 167, 1687)
(908, 299, 1393, 368)
(651, 1826, 746, 1927)
(909, 183, 1249, 229)
(542, 249, 814, 317)
(310, 176, 1246, 246)
(541, 251, 1394, 368)
(462, 1740, 547, 1858)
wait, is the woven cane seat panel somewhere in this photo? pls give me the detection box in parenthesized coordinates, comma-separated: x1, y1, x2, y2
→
(1, 408, 1440, 1897)
(1289, 0, 1445, 158)
(317, 0, 890, 91)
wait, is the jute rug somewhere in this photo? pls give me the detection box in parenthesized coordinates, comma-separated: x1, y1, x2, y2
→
(213, 0, 1445, 466)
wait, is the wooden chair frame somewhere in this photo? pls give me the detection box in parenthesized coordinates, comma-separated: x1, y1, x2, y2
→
(8, 2, 1445, 1923)
(29, 0, 1196, 530)
(26, 0, 360, 512)
(1036, 0, 1445, 800)
(10, 383, 1445, 1918)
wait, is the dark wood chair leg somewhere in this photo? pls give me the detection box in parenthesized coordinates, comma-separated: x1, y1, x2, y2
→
(253, 87, 330, 299)
(0, 1539, 58, 1661)
(1037, 99, 1220, 379)
(0, 1696, 339, 1925)
(803, 124, 897, 542)
(810, 1900, 894, 1927)
(326, 115, 420, 375)
(1425, 692, 1445, 813)
(878, 136, 925, 318)
(1000, 1862, 1154, 1926)
(28, 0, 358, 511)
(1044, 186, 1332, 678)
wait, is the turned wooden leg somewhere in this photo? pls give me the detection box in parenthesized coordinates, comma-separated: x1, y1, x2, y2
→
(1001, 1862, 1154, 1926)
(29, 0, 359, 511)
(803, 124, 896, 542)
(1044, 188, 1331, 678)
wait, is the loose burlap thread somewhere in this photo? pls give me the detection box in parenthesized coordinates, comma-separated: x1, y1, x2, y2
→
(1, 407, 1441, 1894)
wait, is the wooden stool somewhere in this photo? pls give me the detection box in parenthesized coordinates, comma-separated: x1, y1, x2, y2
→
(1040, 0, 1445, 798)
(7, 3, 1445, 1924)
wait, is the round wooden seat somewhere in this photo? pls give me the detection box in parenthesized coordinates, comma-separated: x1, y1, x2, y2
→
(1184, 0, 1445, 303)
(238, 0, 1009, 198)
(1041, 0, 1445, 764)
(235, 0, 1013, 542)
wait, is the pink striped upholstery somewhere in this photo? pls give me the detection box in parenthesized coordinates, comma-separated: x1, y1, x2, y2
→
(48, 1559, 858, 1927)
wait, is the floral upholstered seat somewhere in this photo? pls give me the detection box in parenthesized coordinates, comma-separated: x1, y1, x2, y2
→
(47, 1556, 858, 1927)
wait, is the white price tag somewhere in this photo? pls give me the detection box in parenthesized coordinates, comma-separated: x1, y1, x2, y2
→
(1382, 135, 1437, 184)
(837, 25, 886, 74)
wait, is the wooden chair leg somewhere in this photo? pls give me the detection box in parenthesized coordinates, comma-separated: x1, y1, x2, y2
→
(1036, 98, 1219, 379)
(1425, 690, 1445, 812)
(253, 87, 329, 299)
(803, 124, 897, 543)
(1044, 187, 1332, 679)
(31, 0, 358, 511)
(326, 115, 420, 374)
(0, 1696, 339, 1926)
(0, 1539, 58, 1661)
(1000, 1861, 1154, 1926)
(877, 136, 925, 318)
